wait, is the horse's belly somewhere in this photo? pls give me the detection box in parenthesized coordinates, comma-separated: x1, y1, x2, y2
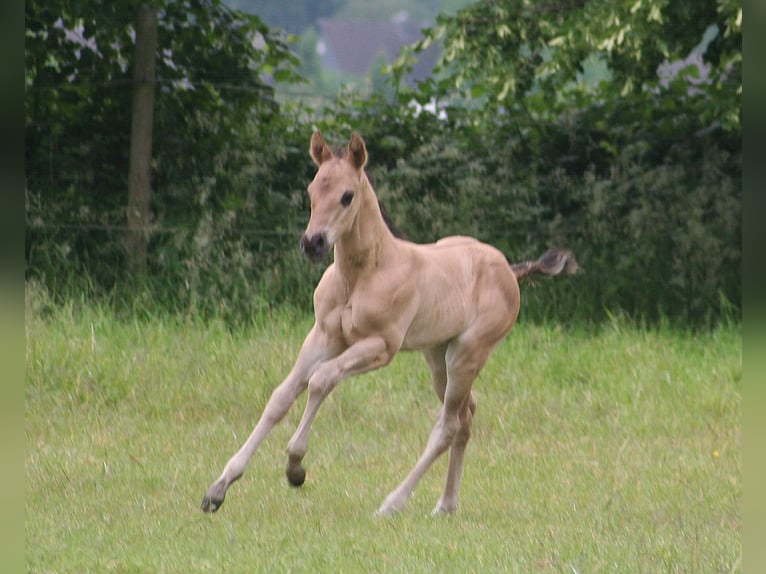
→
(400, 297, 469, 351)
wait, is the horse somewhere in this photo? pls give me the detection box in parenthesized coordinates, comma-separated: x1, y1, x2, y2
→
(201, 131, 578, 516)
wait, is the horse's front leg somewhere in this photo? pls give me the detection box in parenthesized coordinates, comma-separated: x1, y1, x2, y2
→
(201, 326, 330, 513)
(285, 336, 393, 487)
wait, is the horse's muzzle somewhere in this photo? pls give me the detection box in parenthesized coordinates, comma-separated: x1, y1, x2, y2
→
(300, 232, 329, 262)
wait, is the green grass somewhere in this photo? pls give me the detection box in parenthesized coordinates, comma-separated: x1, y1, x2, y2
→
(26, 290, 741, 573)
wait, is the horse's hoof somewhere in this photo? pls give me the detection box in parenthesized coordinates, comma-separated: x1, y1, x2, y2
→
(200, 495, 222, 513)
(201, 481, 227, 513)
(431, 503, 457, 516)
(374, 504, 400, 518)
(375, 499, 405, 517)
(286, 463, 306, 487)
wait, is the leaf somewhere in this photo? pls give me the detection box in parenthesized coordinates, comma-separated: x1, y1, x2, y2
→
(549, 35, 566, 47)
(470, 85, 485, 99)
(497, 79, 513, 101)
(272, 68, 296, 83)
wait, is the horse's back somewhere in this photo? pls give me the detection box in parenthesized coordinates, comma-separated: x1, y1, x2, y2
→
(419, 236, 514, 285)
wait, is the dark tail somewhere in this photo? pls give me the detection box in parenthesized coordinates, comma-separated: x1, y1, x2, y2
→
(510, 248, 579, 281)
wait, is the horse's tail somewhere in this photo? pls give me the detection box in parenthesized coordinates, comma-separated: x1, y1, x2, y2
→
(510, 248, 579, 281)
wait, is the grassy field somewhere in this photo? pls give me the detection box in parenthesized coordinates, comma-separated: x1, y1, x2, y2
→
(26, 290, 741, 573)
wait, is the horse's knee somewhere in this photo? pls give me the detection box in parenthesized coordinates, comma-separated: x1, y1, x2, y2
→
(432, 410, 461, 450)
(457, 417, 472, 441)
(454, 419, 471, 447)
(307, 362, 340, 397)
(453, 400, 475, 447)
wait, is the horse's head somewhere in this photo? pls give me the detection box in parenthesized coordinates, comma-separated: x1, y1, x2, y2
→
(301, 131, 368, 262)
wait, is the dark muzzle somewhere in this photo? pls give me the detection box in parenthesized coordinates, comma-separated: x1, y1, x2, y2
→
(300, 232, 329, 262)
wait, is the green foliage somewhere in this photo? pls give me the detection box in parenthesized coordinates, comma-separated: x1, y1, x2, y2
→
(25, 0, 741, 326)
(392, 0, 741, 130)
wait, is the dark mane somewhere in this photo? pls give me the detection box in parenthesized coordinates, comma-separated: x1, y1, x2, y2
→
(365, 170, 407, 240)
(377, 199, 407, 240)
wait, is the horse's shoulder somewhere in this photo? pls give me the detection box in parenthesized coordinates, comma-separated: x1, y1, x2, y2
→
(312, 264, 343, 309)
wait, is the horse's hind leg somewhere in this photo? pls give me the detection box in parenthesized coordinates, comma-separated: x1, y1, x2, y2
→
(433, 393, 476, 515)
(376, 340, 487, 516)
(423, 344, 476, 514)
(423, 343, 449, 405)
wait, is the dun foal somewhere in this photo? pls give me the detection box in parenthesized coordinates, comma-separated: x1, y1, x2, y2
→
(202, 132, 577, 516)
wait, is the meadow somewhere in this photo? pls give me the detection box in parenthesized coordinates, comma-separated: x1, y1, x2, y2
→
(26, 288, 741, 573)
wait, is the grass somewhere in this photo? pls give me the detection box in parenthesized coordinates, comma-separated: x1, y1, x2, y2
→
(26, 289, 741, 573)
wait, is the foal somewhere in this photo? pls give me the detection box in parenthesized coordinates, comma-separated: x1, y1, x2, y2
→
(201, 131, 577, 516)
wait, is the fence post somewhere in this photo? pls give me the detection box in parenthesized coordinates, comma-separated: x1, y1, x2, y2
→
(126, 5, 157, 275)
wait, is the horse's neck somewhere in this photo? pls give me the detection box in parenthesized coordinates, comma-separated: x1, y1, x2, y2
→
(334, 182, 394, 278)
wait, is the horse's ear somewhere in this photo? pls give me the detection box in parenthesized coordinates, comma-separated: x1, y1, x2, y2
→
(347, 132, 368, 171)
(310, 131, 333, 166)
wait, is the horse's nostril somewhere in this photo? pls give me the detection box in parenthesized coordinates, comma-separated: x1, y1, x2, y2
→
(300, 233, 328, 261)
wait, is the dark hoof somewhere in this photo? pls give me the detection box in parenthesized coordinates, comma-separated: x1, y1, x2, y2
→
(286, 463, 306, 487)
(201, 494, 223, 513)
(201, 480, 227, 513)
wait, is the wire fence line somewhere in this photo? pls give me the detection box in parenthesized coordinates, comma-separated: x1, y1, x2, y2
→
(26, 218, 555, 251)
(28, 221, 302, 236)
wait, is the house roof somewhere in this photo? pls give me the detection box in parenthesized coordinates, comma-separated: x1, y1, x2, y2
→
(316, 17, 438, 81)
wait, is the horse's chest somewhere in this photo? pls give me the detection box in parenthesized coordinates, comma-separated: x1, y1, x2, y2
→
(340, 302, 364, 344)
(340, 304, 354, 340)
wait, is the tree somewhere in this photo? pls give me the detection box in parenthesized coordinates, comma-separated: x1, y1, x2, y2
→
(392, 0, 741, 131)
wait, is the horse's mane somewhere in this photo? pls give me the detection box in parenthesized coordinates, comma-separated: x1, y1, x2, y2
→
(365, 170, 407, 240)
(377, 199, 407, 240)
(330, 145, 347, 158)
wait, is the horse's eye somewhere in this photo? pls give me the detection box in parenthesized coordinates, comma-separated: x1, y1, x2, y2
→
(340, 191, 354, 207)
